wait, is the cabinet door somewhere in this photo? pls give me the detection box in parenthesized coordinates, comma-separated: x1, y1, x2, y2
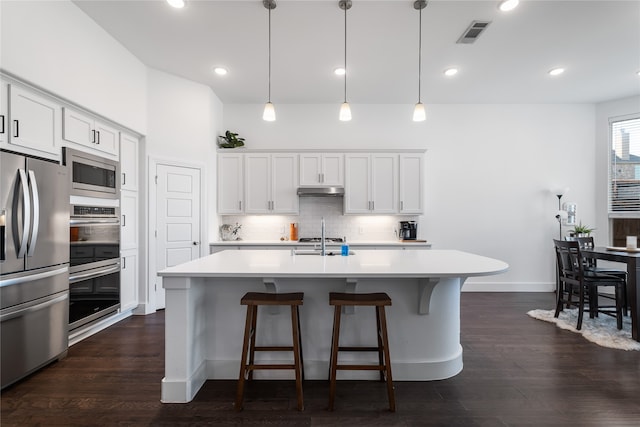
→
(93, 121, 119, 156)
(217, 153, 244, 214)
(0, 80, 7, 145)
(8, 84, 59, 157)
(120, 133, 138, 191)
(121, 191, 138, 250)
(322, 153, 344, 186)
(120, 250, 139, 312)
(299, 154, 322, 186)
(399, 154, 423, 214)
(344, 154, 371, 214)
(62, 107, 94, 146)
(371, 154, 398, 214)
(244, 154, 271, 214)
(271, 154, 299, 214)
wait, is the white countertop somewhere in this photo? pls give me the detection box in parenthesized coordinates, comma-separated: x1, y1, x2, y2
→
(159, 249, 508, 279)
(210, 240, 431, 246)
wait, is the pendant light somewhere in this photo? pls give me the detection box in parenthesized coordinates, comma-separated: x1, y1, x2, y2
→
(263, 0, 277, 121)
(339, 0, 352, 121)
(413, 0, 427, 122)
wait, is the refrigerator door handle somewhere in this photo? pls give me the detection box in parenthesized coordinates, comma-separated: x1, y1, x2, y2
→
(27, 169, 40, 256)
(0, 266, 68, 288)
(69, 264, 120, 283)
(16, 169, 31, 258)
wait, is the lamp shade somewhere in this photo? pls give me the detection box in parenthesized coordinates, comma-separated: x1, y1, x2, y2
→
(263, 102, 276, 121)
(339, 102, 352, 121)
(413, 102, 426, 122)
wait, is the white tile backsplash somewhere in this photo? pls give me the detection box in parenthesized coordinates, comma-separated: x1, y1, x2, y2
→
(219, 198, 419, 242)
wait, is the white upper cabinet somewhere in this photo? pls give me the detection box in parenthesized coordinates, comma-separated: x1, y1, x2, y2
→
(299, 153, 344, 187)
(345, 153, 398, 214)
(217, 153, 244, 214)
(245, 153, 298, 214)
(399, 153, 424, 214)
(62, 107, 119, 157)
(3, 82, 60, 160)
(0, 80, 7, 145)
(120, 132, 138, 192)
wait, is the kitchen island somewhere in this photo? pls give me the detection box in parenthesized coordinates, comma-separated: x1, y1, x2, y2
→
(158, 249, 508, 403)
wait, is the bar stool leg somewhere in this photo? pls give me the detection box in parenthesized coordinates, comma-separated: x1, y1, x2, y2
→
(297, 306, 305, 381)
(378, 306, 396, 412)
(247, 304, 258, 381)
(328, 305, 342, 411)
(235, 303, 254, 411)
(291, 305, 304, 411)
(375, 307, 385, 381)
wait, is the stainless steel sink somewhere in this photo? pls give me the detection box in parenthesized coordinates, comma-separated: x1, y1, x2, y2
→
(292, 249, 355, 256)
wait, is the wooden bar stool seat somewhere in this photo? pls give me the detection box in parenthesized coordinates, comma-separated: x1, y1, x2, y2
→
(328, 292, 395, 412)
(235, 292, 304, 411)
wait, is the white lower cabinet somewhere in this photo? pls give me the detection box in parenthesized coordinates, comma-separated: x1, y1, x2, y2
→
(120, 249, 138, 312)
(121, 191, 138, 251)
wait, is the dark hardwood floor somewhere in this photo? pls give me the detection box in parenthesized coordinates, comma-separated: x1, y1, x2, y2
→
(2, 292, 639, 426)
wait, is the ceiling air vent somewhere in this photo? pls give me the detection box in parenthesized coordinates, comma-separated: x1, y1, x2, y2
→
(456, 20, 491, 44)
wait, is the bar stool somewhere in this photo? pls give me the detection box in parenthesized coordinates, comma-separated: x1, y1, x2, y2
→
(328, 292, 395, 412)
(235, 292, 304, 411)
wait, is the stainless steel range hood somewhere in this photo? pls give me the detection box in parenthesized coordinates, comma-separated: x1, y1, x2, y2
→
(297, 187, 345, 197)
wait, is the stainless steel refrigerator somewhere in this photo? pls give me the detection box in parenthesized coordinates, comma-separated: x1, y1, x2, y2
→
(0, 149, 70, 389)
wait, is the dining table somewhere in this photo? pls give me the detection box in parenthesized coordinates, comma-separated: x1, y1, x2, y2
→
(581, 246, 640, 341)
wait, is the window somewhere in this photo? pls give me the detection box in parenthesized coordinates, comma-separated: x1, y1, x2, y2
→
(609, 115, 640, 216)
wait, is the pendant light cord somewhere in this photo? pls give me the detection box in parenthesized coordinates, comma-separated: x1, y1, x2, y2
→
(268, 6, 272, 103)
(418, 6, 422, 104)
(344, 5, 348, 103)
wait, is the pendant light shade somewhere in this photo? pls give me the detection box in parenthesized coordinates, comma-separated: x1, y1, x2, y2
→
(413, 0, 427, 122)
(263, 101, 276, 121)
(338, 0, 352, 121)
(413, 102, 426, 121)
(263, 0, 277, 121)
(339, 102, 352, 121)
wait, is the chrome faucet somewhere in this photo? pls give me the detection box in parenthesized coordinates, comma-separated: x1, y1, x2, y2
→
(321, 217, 326, 256)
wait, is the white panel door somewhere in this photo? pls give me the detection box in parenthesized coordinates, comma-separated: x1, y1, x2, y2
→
(399, 154, 424, 214)
(9, 84, 59, 157)
(244, 154, 270, 214)
(156, 164, 201, 309)
(344, 154, 370, 214)
(371, 154, 398, 214)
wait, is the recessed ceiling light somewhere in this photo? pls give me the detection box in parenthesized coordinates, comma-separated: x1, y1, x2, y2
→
(213, 67, 228, 76)
(498, 0, 519, 12)
(637, 70, 640, 76)
(444, 68, 458, 77)
(167, 0, 185, 9)
(334, 67, 346, 76)
(548, 67, 565, 76)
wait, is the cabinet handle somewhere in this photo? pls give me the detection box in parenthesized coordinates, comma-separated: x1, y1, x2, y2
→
(321, 173, 325, 183)
(122, 214, 126, 227)
(122, 257, 126, 269)
(0, 115, 4, 134)
(318, 173, 322, 183)
(96, 130, 100, 144)
(400, 201, 404, 210)
(122, 173, 126, 186)
(13, 120, 19, 138)
(239, 200, 242, 210)
(92, 129, 96, 143)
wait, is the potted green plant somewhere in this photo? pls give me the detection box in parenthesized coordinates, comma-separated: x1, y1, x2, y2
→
(217, 130, 245, 148)
(571, 222, 595, 237)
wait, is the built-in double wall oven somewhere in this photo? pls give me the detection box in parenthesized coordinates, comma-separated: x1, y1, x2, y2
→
(64, 148, 121, 331)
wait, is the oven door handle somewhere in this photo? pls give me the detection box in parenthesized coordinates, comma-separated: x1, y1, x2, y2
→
(69, 264, 121, 283)
(69, 218, 120, 225)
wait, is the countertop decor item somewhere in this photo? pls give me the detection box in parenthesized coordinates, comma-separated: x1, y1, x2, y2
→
(219, 223, 242, 241)
(218, 130, 245, 148)
(571, 221, 594, 237)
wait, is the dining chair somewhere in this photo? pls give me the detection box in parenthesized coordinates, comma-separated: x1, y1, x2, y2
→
(576, 236, 629, 316)
(553, 239, 625, 330)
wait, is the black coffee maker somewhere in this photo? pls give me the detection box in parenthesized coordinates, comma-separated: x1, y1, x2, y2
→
(399, 221, 418, 240)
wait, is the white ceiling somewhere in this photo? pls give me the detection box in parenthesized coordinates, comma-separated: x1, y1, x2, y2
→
(73, 0, 640, 105)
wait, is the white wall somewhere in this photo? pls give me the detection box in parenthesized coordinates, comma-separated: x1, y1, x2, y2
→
(594, 96, 640, 242)
(224, 103, 597, 291)
(0, 0, 147, 134)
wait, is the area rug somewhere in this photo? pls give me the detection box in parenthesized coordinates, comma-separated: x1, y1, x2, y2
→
(527, 308, 640, 351)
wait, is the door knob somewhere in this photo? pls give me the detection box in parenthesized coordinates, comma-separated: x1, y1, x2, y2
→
(193, 241, 200, 245)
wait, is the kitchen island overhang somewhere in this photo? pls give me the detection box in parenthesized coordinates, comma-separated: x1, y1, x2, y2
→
(159, 249, 508, 403)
